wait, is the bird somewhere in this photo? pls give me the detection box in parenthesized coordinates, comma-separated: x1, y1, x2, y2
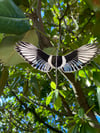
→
(16, 41, 99, 73)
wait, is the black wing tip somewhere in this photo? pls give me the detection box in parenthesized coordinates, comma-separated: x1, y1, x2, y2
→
(16, 41, 23, 45)
(16, 41, 30, 48)
(15, 44, 22, 53)
(16, 41, 26, 47)
(15, 45, 19, 52)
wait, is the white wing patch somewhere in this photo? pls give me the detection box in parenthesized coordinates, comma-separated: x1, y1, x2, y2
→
(61, 44, 98, 72)
(16, 41, 51, 72)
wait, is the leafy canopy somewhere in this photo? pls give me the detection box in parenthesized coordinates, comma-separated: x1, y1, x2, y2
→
(0, 0, 100, 133)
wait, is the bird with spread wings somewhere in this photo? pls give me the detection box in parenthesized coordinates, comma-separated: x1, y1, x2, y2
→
(16, 41, 99, 73)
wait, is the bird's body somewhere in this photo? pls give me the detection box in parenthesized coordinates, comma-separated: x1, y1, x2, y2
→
(48, 56, 65, 68)
(16, 41, 99, 73)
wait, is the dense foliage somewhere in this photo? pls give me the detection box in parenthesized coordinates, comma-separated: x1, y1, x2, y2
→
(0, 0, 100, 132)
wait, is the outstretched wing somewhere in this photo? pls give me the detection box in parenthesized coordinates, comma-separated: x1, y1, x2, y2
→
(16, 41, 51, 72)
(61, 44, 98, 72)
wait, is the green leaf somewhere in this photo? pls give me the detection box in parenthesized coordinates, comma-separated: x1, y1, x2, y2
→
(13, 0, 29, 8)
(0, 0, 30, 34)
(50, 81, 56, 90)
(43, 47, 57, 55)
(93, 72, 100, 86)
(78, 108, 84, 118)
(78, 70, 86, 78)
(68, 123, 79, 133)
(0, 35, 25, 66)
(0, 30, 38, 66)
(85, 0, 100, 11)
(10, 77, 20, 90)
(59, 90, 66, 98)
(85, 123, 96, 133)
(0, 67, 8, 96)
(95, 128, 100, 133)
(97, 87, 100, 108)
(0, 34, 4, 42)
(80, 123, 86, 133)
(22, 30, 38, 46)
(46, 91, 54, 106)
(23, 80, 29, 95)
(80, 123, 96, 133)
(55, 89, 59, 98)
(93, 13, 100, 40)
(31, 76, 40, 97)
(53, 5, 59, 16)
(54, 92, 62, 111)
(68, 125, 75, 133)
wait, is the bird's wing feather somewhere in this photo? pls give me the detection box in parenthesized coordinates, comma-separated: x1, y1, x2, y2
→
(61, 44, 98, 72)
(16, 41, 51, 72)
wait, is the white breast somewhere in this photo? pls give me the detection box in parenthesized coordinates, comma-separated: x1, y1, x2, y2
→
(48, 55, 55, 68)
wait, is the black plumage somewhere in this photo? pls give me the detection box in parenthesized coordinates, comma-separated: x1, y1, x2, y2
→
(16, 41, 99, 73)
(51, 56, 62, 67)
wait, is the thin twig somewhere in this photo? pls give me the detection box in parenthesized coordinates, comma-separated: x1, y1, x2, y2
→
(85, 105, 96, 115)
(55, 19, 61, 89)
(59, 4, 69, 21)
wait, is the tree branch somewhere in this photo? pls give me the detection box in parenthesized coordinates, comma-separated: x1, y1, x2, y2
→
(61, 72, 100, 128)
(29, 0, 52, 49)
(12, 91, 63, 133)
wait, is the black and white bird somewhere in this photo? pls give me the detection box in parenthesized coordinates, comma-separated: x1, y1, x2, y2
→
(16, 41, 99, 73)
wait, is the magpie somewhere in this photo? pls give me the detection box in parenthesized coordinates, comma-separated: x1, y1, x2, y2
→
(16, 41, 99, 73)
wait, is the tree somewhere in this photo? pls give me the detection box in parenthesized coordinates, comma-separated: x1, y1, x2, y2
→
(0, 0, 100, 132)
